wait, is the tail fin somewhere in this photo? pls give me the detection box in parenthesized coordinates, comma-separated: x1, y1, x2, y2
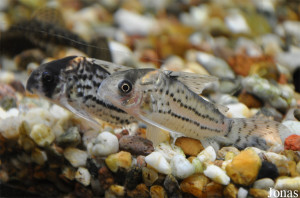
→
(225, 118, 293, 150)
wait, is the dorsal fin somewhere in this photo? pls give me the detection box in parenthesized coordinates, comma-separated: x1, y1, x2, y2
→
(163, 70, 218, 94)
(90, 58, 131, 74)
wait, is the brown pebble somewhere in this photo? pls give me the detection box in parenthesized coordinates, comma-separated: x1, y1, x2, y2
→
(127, 183, 150, 198)
(238, 91, 262, 108)
(249, 188, 269, 198)
(180, 173, 210, 197)
(205, 182, 223, 198)
(119, 135, 154, 155)
(150, 185, 167, 198)
(175, 137, 204, 156)
(223, 183, 238, 198)
(98, 167, 114, 190)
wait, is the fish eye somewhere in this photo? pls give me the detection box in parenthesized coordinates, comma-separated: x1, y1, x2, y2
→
(42, 71, 54, 83)
(118, 80, 132, 94)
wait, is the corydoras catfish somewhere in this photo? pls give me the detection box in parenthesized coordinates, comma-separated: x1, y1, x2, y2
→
(97, 68, 292, 150)
(26, 56, 136, 126)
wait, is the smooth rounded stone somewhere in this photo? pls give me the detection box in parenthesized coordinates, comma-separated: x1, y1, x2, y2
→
(275, 176, 300, 190)
(235, 37, 263, 57)
(294, 109, 300, 121)
(196, 51, 235, 79)
(253, 178, 275, 190)
(64, 147, 88, 167)
(23, 108, 56, 128)
(125, 167, 143, 190)
(170, 154, 195, 179)
(30, 124, 55, 147)
(114, 9, 158, 36)
(161, 55, 185, 71)
(223, 183, 238, 198)
(205, 182, 224, 198)
(150, 185, 167, 198)
(225, 103, 252, 118)
(225, 9, 250, 34)
(56, 127, 81, 147)
(276, 51, 300, 72)
(284, 135, 300, 151)
(175, 137, 204, 156)
(163, 174, 181, 197)
(108, 185, 125, 197)
(0, 116, 20, 139)
(145, 152, 171, 175)
(204, 164, 230, 185)
(188, 157, 203, 174)
(217, 146, 240, 159)
(31, 148, 47, 165)
(109, 40, 134, 65)
(49, 104, 72, 121)
(197, 146, 216, 163)
(282, 121, 300, 136)
(237, 187, 248, 198)
(127, 183, 150, 198)
(75, 167, 91, 186)
(91, 131, 119, 156)
(297, 162, 300, 174)
(259, 34, 283, 55)
(180, 5, 209, 27)
(249, 188, 269, 198)
(226, 149, 262, 186)
(180, 173, 210, 197)
(61, 166, 76, 181)
(185, 62, 210, 75)
(105, 151, 132, 173)
(119, 135, 154, 155)
(142, 167, 158, 186)
(155, 142, 185, 162)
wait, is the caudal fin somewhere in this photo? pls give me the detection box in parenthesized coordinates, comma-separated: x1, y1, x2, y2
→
(225, 118, 292, 150)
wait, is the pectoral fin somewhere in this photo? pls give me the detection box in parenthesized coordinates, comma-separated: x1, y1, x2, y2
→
(146, 125, 170, 147)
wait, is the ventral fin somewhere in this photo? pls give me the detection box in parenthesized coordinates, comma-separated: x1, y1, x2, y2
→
(146, 125, 170, 147)
(163, 70, 218, 94)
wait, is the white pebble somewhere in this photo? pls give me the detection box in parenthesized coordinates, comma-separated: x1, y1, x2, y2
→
(226, 103, 252, 118)
(225, 9, 250, 34)
(75, 167, 91, 186)
(170, 155, 195, 179)
(197, 146, 216, 163)
(237, 187, 248, 198)
(204, 164, 230, 185)
(155, 142, 185, 162)
(282, 120, 300, 136)
(253, 178, 275, 190)
(275, 176, 300, 190)
(49, 105, 72, 121)
(30, 124, 55, 147)
(64, 147, 88, 167)
(31, 148, 48, 165)
(0, 116, 20, 139)
(145, 152, 171, 175)
(91, 132, 119, 156)
(23, 108, 56, 128)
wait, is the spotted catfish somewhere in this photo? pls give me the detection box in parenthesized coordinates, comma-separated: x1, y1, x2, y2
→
(97, 68, 292, 150)
(26, 56, 136, 126)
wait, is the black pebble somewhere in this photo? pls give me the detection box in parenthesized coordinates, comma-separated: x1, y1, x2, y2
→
(257, 161, 279, 180)
(125, 167, 143, 190)
(293, 67, 300, 93)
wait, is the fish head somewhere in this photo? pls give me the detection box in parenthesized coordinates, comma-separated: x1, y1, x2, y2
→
(98, 68, 155, 115)
(26, 56, 78, 99)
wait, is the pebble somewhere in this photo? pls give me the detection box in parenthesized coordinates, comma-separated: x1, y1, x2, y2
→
(75, 167, 91, 186)
(257, 161, 279, 180)
(63, 147, 88, 167)
(142, 167, 158, 186)
(91, 131, 119, 156)
(197, 146, 216, 163)
(226, 149, 261, 186)
(225, 103, 252, 118)
(61, 166, 76, 181)
(145, 152, 171, 175)
(275, 176, 300, 190)
(297, 162, 300, 174)
(125, 167, 143, 190)
(0, 116, 20, 139)
(155, 142, 185, 162)
(108, 184, 125, 197)
(237, 187, 248, 198)
(31, 148, 48, 165)
(30, 124, 55, 147)
(170, 154, 195, 179)
(163, 174, 181, 197)
(282, 120, 300, 136)
(119, 135, 154, 155)
(188, 157, 203, 173)
(105, 151, 132, 172)
(253, 178, 275, 190)
(180, 173, 210, 197)
(150, 185, 167, 198)
(284, 135, 300, 151)
(56, 127, 81, 147)
(204, 164, 230, 185)
(127, 183, 150, 198)
(223, 183, 238, 198)
(225, 9, 250, 34)
(249, 188, 269, 198)
(175, 137, 204, 156)
(217, 146, 240, 159)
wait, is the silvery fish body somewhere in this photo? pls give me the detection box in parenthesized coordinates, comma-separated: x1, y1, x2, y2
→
(98, 68, 292, 150)
(26, 56, 136, 126)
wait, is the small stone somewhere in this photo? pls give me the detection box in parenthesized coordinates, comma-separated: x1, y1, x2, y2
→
(249, 188, 269, 198)
(294, 109, 300, 121)
(253, 178, 275, 190)
(238, 91, 262, 108)
(217, 147, 240, 159)
(145, 152, 171, 175)
(142, 167, 158, 186)
(155, 142, 185, 162)
(237, 187, 248, 198)
(225, 103, 252, 118)
(197, 146, 216, 163)
(226, 149, 261, 186)
(257, 161, 279, 180)
(0, 116, 20, 139)
(92, 131, 119, 156)
(64, 147, 88, 167)
(75, 167, 91, 186)
(105, 151, 132, 172)
(180, 173, 210, 197)
(163, 174, 181, 198)
(170, 154, 195, 179)
(30, 124, 55, 147)
(98, 166, 114, 190)
(150, 185, 167, 198)
(205, 182, 223, 198)
(223, 183, 238, 198)
(119, 135, 154, 155)
(284, 135, 300, 151)
(109, 185, 125, 197)
(137, 155, 146, 167)
(125, 167, 143, 190)
(274, 176, 300, 191)
(188, 157, 204, 174)
(31, 148, 47, 165)
(175, 137, 204, 156)
(56, 127, 81, 147)
(61, 166, 76, 181)
(204, 164, 230, 185)
(297, 161, 300, 174)
(127, 183, 150, 198)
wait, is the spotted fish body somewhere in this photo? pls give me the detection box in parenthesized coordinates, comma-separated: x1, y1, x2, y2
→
(98, 69, 292, 150)
(26, 56, 136, 126)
